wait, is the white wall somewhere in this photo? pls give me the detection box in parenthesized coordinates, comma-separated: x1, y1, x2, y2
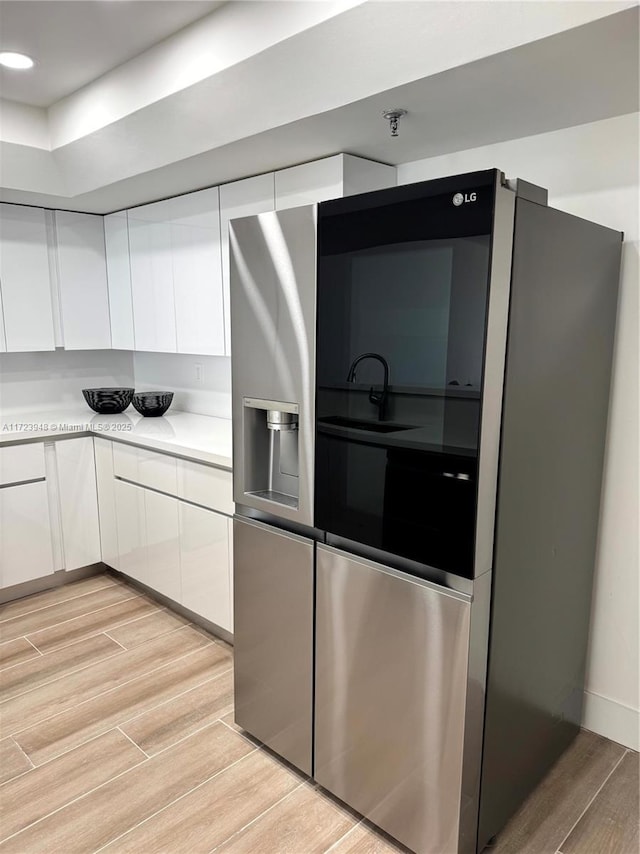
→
(0, 349, 232, 419)
(399, 112, 639, 750)
(0, 349, 134, 414)
(133, 352, 231, 420)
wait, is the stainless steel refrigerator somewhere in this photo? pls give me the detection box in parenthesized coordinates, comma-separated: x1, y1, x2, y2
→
(229, 172, 622, 854)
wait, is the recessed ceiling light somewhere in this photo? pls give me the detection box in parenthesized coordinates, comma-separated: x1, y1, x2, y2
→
(0, 52, 35, 70)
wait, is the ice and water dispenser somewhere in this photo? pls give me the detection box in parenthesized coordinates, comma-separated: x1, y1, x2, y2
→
(241, 398, 300, 509)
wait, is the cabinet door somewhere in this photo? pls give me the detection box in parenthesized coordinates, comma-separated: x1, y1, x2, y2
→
(145, 490, 180, 602)
(0, 203, 55, 351)
(94, 438, 119, 569)
(315, 545, 472, 854)
(55, 211, 111, 350)
(114, 479, 147, 585)
(0, 481, 54, 588)
(219, 174, 275, 355)
(179, 502, 230, 631)
(170, 188, 225, 356)
(56, 437, 101, 570)
(128, 202, 176, 353)
(104, 213, 134, 350)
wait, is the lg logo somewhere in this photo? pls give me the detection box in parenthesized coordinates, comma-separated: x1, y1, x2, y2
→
(453, 192, 477, 206)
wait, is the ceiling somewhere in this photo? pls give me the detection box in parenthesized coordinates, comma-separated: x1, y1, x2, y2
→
(0, 1, 637, 213)
(0, 0, 224, 106)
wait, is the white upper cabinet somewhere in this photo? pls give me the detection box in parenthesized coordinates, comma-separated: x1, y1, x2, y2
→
(169, 187, 225, 356)
(0, 158, 393, 357)
(128, 199, 177, 353)
(104, 212, 135, 350)
(275, 154, 397, 210)
(127, 189, 225, 355)
(220, 173, 275, 356)
(0, 203, 55, 352)
(55, 211, 111, 350)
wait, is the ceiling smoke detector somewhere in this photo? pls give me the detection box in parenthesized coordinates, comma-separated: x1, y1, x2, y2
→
(382, 108, 407, 138)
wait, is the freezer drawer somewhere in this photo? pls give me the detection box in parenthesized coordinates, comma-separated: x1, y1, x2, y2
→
(315, 545, 472, 854)
(233, 516, 314, 775)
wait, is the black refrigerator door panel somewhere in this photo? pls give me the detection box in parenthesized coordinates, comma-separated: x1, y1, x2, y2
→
(315, 173, 496, 578)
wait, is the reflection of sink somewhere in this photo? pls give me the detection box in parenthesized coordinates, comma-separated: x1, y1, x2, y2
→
(319, 415, 413, 434)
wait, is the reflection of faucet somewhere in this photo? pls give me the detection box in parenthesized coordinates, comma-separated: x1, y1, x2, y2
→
(346, 352, 390, 421)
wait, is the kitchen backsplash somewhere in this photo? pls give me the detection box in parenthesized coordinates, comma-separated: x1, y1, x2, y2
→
(133, 352, 231, 419)
(0, 350, 232, 419)
(0, 349, 135, 414)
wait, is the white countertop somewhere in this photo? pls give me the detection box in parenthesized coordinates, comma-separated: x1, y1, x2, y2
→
(0, 407, 233, 470)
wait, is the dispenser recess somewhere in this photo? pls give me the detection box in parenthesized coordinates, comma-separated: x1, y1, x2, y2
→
(242, 398, 300, 509)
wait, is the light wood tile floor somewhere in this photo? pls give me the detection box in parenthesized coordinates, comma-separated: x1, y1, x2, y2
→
(0, 572, 637, 853)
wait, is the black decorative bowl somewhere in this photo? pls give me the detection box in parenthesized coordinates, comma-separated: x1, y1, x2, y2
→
(132, 391, 174, 418)
(82, 387, 134, 414)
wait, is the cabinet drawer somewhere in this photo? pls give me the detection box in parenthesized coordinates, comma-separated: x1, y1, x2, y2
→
(177, 459, 233, 515)
(113, 443, 178, 495)
(0, 443, 46, 486)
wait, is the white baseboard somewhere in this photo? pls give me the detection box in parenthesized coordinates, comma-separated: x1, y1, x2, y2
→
(582, 690, 639, 751)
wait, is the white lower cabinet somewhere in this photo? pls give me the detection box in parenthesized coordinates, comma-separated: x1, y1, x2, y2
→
(179, 501, 231, 631)
(55, 437, 101, 571)
(145, 490, 181, 603)
(94, 438, 119, 569)
(0, 443, 46, 486)
(110, 455, 232, 633)
(1, 438, 101, 590)
(177, 458, 233, 515)
(114, 479, 147, 585)
(0, 481, 54, 588)
(1, 437, 233, 633)
(113, 443, 178, 495)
